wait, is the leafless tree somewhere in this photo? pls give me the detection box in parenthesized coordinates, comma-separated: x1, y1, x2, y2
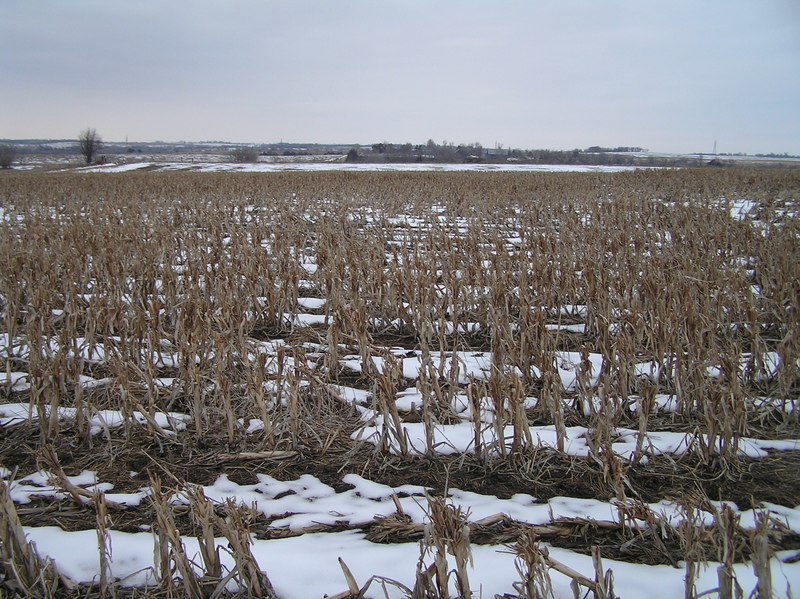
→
(78, 128, 102, 164)
(229, 147, 259, 163)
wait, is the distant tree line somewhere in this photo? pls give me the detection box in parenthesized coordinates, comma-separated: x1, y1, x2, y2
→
(4, 135, 797, 169)
(362, 140, 714, 168)
(368, 140, 486, 163)
(755, 152, 800, 159)
(584, 146, 644, 153)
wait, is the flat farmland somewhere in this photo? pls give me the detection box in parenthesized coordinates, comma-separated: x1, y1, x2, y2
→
(0, 168, 798, 598)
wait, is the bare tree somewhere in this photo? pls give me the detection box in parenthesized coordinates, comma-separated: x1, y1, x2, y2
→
(78, 128, 102, 164)
(229, 146, 259, 163)
(0, 144, 16, 169)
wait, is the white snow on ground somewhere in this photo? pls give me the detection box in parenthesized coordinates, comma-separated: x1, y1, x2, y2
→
(75, 161, 646, 174)
(12, 468, 800, 599)
(730, 199, 759, 220)
(0, 372, 30, 392)
(296, 297, 326, 310)
(20, 525, 800, 599)
(0, 403, 190, 436)
(5, 469, 148, 507)
(5, 464, 800, 597)
(172, 472, 800, 534)
(352, 416, 800, 459)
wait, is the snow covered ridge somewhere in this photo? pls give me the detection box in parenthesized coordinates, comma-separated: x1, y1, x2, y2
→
(18, 525, 800, 598)
(0, 402, 189, 436)
(3, 467, 800, 598)
(73, 161, 646, 173)
(2, 399, 798, 459)
(11, 467, 798, 530)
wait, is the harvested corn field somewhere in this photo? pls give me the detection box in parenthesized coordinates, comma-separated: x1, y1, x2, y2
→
(0, 168, 799, 598)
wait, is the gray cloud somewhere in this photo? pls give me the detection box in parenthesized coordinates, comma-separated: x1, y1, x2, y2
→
(1, 0, 798, 153)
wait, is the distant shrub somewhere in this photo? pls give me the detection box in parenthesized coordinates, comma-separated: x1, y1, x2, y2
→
(0, 144, 17, 169)
(230, 147, 259, 163)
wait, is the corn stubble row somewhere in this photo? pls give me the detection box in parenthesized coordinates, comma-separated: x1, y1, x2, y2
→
(0, 168, 798, 460)
(0, 168, 798, 598)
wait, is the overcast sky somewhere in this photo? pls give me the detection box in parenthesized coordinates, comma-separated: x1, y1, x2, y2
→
(2, 1, 799, 154)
